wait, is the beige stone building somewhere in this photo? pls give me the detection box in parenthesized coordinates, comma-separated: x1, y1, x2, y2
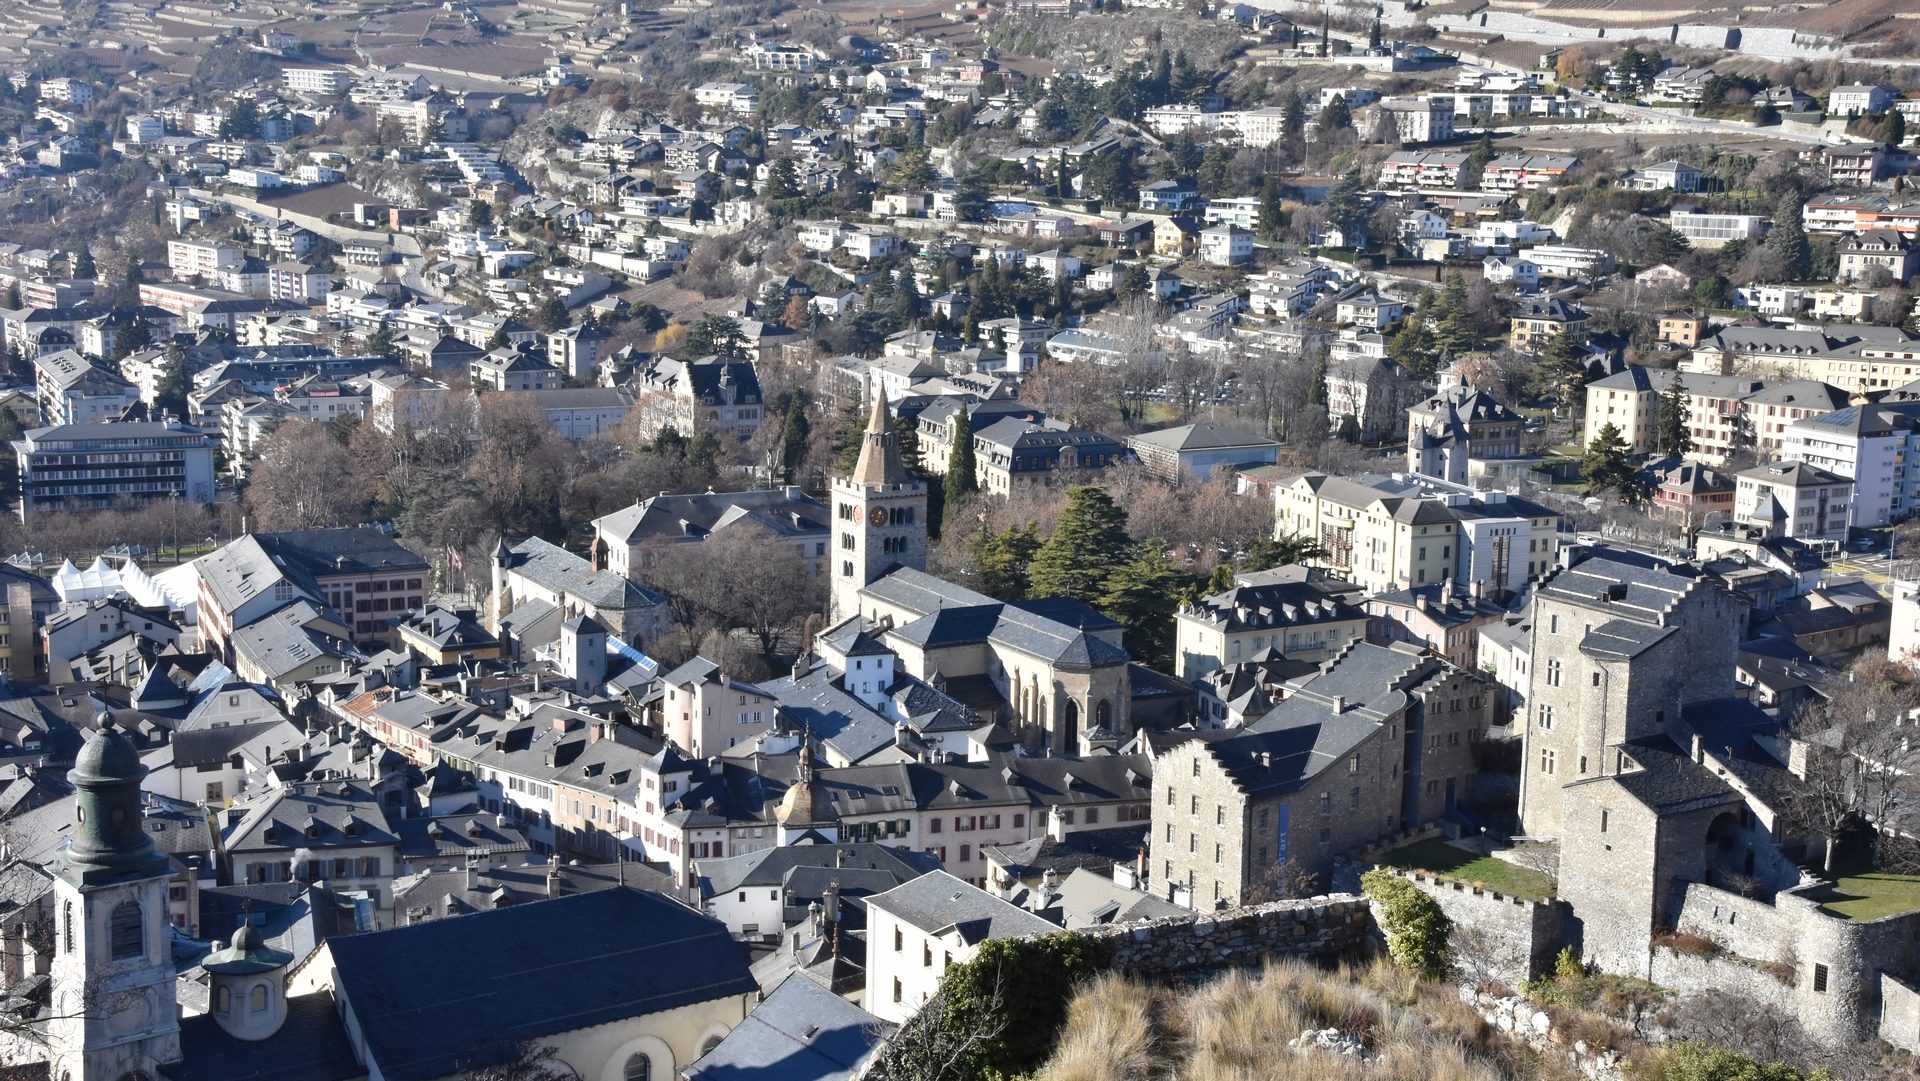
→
(1152, 643, 1490, 908)
(1172, 566, 1367, 679)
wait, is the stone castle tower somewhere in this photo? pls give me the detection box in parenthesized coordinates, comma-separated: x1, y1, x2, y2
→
(829, 393, 927, 624)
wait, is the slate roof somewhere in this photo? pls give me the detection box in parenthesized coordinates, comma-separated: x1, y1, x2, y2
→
(866, 869, 1056, 941)
(1184, 573, 1365, 632)
(163, 719, 301, 770)
(395, 860, 675, 921)
(866, 568, 1128, 670)
(162, 991, 362, 1081)
(1584, 736, 1742, 815)
(328, 888, 754, 1081)
(1535, 549, 1706, 626)
(220, 779, 400, 856)
(592, 487, 831, 546)
(696, 842, 941, 901)
(503, 536, 663, 611)
(683, 972, 891, 1081)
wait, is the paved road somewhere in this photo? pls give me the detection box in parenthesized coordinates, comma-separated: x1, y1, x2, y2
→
(1828, 552, 1903, 593)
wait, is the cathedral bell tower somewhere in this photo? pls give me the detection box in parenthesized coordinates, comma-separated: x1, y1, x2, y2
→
(830, 392, 927, 624)
(48, 720, 182, 1081)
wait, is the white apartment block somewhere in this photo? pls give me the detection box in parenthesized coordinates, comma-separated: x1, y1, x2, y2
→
(1377, 96, 1455, 144)
(167, 240, 243, 279)
(1782, 402, 1920, 528)
(1522, 245, 1614, 279)
(1669, 211, 1768, 249)
(283, 68, 350, 96)
(744, 42, 817, 71)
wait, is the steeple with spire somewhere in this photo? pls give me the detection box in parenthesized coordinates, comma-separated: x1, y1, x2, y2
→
(851, 392, 908, 487)
(829, 387, 927, 624)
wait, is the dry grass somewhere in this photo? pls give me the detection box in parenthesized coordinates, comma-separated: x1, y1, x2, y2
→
(1041, 957, 1597, 1081)
(1038, 973, 1158, 1081)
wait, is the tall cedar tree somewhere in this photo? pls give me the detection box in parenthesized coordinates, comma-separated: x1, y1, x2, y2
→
(946, 408, 978, 496)
(1029, 486, 1134, 605)
(1652, 377, 1692, 457)
(155, 341, 192, 421)
(1096, 544, 1188, 671)
(1767, 192, 1813, 282)
(1531, 326, 1587, 411)
(1581, 422, 1641, 502)
(778, 398, 810, 481)
(971, 523, 1041, 599)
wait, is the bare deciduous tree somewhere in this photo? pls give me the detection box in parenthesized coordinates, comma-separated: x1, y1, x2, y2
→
(245, 419, 364, 531)
(1785, 656, 1920, 874)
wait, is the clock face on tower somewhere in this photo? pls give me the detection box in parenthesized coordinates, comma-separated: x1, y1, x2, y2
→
(869, 507, 889, 526)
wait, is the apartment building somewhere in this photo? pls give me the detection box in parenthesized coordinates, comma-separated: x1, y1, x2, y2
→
(1782, 400, 1920, 527)
(1377, 151, 1471, 190)
(13, 420, 216, 521)
(1734, 460, 1853, 544)
(283, 68, 350, 97)
(1274, 472, 1559, 595)
(1173, 566, 1367, 679)
(1669, 211, 1768, 249)
(1376, 95, 1455, 143)
(1480, 154, 1578, 193)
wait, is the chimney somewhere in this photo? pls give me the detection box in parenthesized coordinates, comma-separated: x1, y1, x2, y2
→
(1046, 804, 1068, 842)
(1690, 732, 1704, 764)
(464, 858, 478, 891)
(1259, 751, 1272, 769)
(823, 880, 840, 926)
(546, 862, 562, 899)
(1470, 578, 1485, 600)
(835, 847, 849, 868)
(1331, 695, 1346, 713)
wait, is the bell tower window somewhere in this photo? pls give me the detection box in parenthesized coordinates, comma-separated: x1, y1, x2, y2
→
(109, 901, 143, 961)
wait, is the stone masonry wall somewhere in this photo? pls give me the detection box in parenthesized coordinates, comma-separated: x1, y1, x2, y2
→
(1367, 866, 1568, 984)
(1659, 880, 1920, 1050)
(1072, 894, 1374, 980)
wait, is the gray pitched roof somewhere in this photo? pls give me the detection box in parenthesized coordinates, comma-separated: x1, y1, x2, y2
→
(866, 869, 1056, 940)
(684, 972, 892, 1081)
(504, 536, 663, 611)
(327, 887, 757, 1081)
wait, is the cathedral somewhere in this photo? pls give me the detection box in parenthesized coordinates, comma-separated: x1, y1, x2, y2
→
(825, 393, 1169, 755)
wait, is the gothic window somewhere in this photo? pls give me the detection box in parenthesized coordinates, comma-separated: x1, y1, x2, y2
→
(623, 1053, 652, 1081)
(109, 901, 143, 961)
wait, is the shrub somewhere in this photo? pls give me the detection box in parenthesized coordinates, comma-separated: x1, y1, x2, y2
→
(1652, 930, 1722, 960)
(1362, 869, 1452, 979)
(876, 931, 1113, 1081)
(1641, 1041, 1835, 1081)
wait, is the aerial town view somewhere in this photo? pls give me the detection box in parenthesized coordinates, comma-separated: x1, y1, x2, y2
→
(3, 0, 1920, 1077)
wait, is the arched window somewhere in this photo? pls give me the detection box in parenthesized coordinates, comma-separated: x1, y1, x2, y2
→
(623, 1053, 651, 1081)
(215, 986, 231, 1013)
(109, 901, 142, 961)
(250, 985, 268, 1011)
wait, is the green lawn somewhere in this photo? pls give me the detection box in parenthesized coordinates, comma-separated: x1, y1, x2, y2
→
(1378, 839, 1556, 902)
(1814, 866, 1920, 921)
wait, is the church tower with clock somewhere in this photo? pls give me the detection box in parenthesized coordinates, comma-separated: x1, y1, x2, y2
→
(830, 391, 927, 624)
(47, 720, 182, 1081)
